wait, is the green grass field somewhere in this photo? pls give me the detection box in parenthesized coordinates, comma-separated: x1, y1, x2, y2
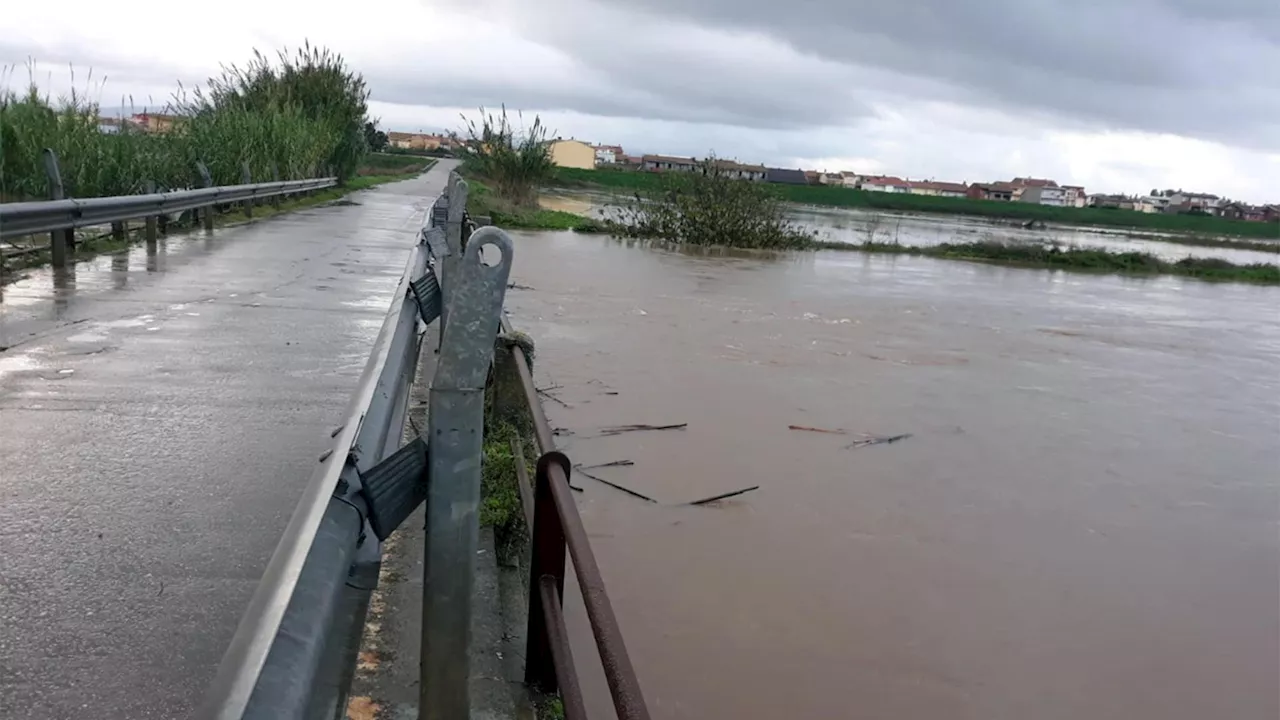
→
(814, 240, 1280, 284)
(550, 168, 1280, 240)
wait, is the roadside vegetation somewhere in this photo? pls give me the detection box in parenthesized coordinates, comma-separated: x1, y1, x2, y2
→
(459, 106, 554, 205)
(551, 166, 1280, 240)
(358, 152, 434, 177)
(1, 43, 371, 202)
(479, 336, 538, 562)
(456, 106, 598, 232)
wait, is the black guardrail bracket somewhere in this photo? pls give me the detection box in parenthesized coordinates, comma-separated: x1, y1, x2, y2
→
(360, 436, 429, 541)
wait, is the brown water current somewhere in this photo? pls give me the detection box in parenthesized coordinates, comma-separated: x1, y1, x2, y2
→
(503, 231, 1280, 720)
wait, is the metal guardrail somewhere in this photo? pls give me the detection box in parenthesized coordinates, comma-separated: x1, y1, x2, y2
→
(497, 316, 653, 720)
(0, 178, 335, 240)
(193, 169, 648, 719)
(0, 148, 337, 269)
(197, 171, 511, 720)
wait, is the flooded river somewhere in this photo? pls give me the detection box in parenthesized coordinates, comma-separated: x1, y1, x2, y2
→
(540, 191, 1280, 265)
(504, 231, 1279, 720)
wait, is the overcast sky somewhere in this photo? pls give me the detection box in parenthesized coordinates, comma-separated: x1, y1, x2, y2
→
(4, 0, 1278, 202)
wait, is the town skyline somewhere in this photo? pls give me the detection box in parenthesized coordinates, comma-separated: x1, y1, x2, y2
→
(381, 127, 1277, 210)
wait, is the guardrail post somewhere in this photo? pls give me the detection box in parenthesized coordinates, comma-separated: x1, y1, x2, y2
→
(439, 173, 468, 345)
(157, 193, 169, 236)
(144, 180, 159, 245)
(420, 227, 513, 720)
(526, 453, 569, 692)
(196, 161, 214, 231)
(111, 221, 127, 243)
(43, 149, 73, 268)
(271, 162, 282, 210)
(241, 162, 254, 218)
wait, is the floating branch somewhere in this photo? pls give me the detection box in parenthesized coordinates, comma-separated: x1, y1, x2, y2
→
(845, 433, 913, 450)
(573, 466, 658, 503)
(597, 423, 687, 437)
(687, 486, 760, 506)
(788, 425, 847, 435)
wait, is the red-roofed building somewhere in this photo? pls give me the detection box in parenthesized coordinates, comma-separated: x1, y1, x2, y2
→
(861, 176, 910, 193)
(967, 182, 1018, 201)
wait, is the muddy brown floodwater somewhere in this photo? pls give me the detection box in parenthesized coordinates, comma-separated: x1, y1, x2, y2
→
(502, 231, 1279, 720)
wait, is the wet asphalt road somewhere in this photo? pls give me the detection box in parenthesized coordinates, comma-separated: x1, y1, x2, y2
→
(0, 160, 455, 719)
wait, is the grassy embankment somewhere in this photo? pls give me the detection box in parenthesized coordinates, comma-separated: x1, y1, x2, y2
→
(466, 180, 596, 230)
(816, 239, 1280, 284)
(550, 166, 1280, 241)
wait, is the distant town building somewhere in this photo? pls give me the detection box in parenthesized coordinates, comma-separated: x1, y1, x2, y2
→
(712, 159, 767, 181)
(642, 154, 697, 172)
(1061, 185, 1087, 208)
(1087, 194, 1128, 209)
(387, 132, 444, 151)
(908, 180, 969, 198)
(860, 176, 910, 193)
(967, 182, 1018, 202)
(131, 113, 181, 134)
(765, 168, 809, 185)
(1019, 185, 1067, 207)
(548, 139, 596, 169)
(594, 145, 624, 164)
(1165, 191, 1221, 215)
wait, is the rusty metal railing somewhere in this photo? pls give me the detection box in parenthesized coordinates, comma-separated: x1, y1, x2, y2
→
(498, 316, 652, 720)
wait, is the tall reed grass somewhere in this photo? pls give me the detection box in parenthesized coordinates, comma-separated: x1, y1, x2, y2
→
(0, 44, 369, 202)
(458, 106, 554, 207)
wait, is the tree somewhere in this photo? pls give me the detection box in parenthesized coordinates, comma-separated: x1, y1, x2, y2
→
(364, 121, 387, 152)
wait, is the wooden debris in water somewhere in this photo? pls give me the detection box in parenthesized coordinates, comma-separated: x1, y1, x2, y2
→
(597, 423, 688, 436)
(582, 459, 635, 470)
(788, 424, 847, 435)
(687, 486, 760, 506)
(537, 387, 573, 409)
(844, 433, 913, 450)
(573, 466, 658, 503)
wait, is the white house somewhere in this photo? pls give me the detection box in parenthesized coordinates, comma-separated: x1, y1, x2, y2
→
(1135, 196, 1169, 214)
(1019, 186, 1067, 206)
(841, 172, 861, 189)
(1061, 185, 1086, 208)
(594, 145, 623, 165)
(1167, 192, 1221, 215)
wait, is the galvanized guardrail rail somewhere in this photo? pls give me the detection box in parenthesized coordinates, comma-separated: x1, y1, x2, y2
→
(194, 171, 650, 719)
(0, 148, 336, 268)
